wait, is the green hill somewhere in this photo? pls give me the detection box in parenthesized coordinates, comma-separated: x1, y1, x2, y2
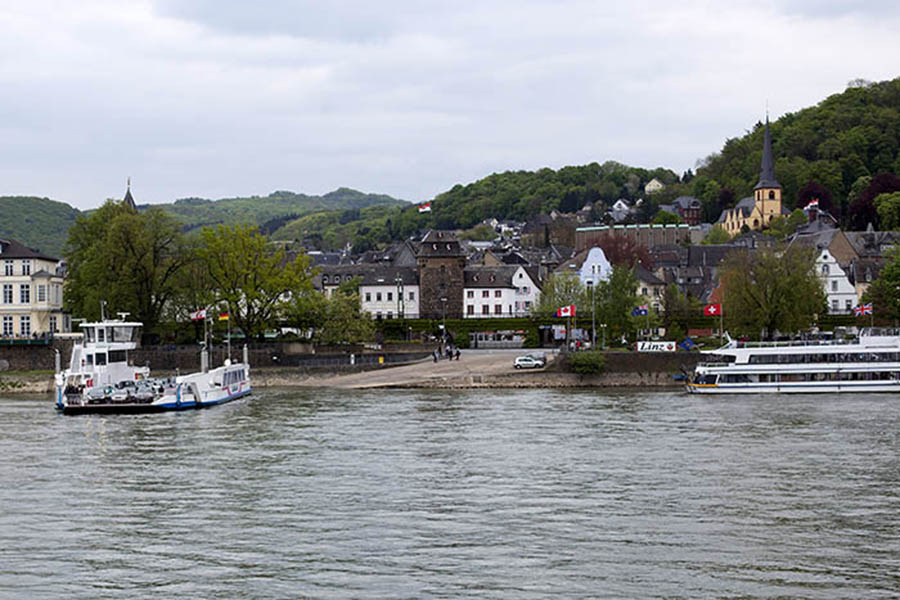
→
(0, 196, 81, 257)
(692, 77, 900, 218)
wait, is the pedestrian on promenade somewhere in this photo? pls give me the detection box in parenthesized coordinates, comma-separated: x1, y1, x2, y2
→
(455, 349, 460, 361)
(432, 349, 438, 363)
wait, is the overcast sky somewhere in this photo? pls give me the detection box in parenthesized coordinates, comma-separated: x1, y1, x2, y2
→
(2, 1, 899, 210)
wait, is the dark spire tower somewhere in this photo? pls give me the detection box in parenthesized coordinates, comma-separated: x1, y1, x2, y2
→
(753, 117, 782, 224)
(122, 177, 136, 210)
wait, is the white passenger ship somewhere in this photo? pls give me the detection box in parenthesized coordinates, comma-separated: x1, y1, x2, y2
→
(55, 315, 251, 414)
(686, 328, 900, 394)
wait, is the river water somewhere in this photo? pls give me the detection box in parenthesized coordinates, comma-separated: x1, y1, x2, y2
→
(1, 388, 900, 598)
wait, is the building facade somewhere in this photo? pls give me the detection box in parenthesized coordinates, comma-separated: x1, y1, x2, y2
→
(463, 266, 541, 318)
(0, 238, 69, 337)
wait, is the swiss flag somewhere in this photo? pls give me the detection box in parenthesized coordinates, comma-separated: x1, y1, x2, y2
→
(556, 304, 576, 318)
(704, 303, 722, 316)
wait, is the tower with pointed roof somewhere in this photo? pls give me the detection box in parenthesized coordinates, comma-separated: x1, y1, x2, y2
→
(753, 117, 782, 225)
(122, 177, 136, 211)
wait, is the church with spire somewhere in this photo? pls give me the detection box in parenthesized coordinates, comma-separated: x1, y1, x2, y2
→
(121, 177, 136, 211)
(717, 118, 787, 234)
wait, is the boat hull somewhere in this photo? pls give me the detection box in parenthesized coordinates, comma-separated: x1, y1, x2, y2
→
(686, 381, 900, 394)
(58, 388, 251, 415)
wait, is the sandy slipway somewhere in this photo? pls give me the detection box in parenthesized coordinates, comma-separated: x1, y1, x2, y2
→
(253, 349, 685, 390)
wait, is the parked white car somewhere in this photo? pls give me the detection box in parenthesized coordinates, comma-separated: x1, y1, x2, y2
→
(514, 355, 545, 369)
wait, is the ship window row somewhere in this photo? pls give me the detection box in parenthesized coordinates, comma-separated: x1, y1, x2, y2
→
(84, 350, 128, 366)
(224, 369, 245, 386)
(748, 352, 900, 364)
(721, 372, 898, 383)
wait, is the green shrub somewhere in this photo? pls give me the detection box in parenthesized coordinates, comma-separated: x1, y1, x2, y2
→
(567, 351, 605, 375)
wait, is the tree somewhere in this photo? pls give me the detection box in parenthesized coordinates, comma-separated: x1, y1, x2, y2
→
(797, 180, 837, 216)
(765, 208, 807, 240)
(862, 247, 900, 322)
(314, 282, 374, 345)
(196, 224, 312, 339)
(874, 191, 900, 230)
(719, 245, 826, 339)
(849, 173, 900, 230)
(703, 225, 732, 244)
(662, 283, 700, 339)
(536, 271, 587, 317)
(590, 232, 652, 267)
(64, 202, 189, 333)
(592, 265, 640, 341)
(652, 210, 682, 225)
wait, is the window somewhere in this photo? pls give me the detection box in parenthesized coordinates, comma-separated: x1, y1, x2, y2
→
(831, 280, 838, 292)
(376, 292, 382, 302)
(821, 264, 829, 275)
(19, 315, 30, 337)
(49, 316, 57, 333)
(642, 287, 648, 296)
(3, 260, 12, 276)
(467, 305, 474, 315)
(1, 315, 12, 336)
(523, 286, 529, 294)
(97, 328, 105, 342)
(95, 352, 107, 366)
(387, 292, 393, 302)
(22, 260, 31, 276)
(108, 350, 127, 363)
(832, 300, 839, 311)
(38, 285, 47, 302)
(482, 290, 489, 298)
(365, 292, 371, 302)
(494, 290, 501, 298)
(408, 291, 415, 301)
(494, 304, 502, 315)
(19, 284, 30, 304)
(2, 284, 11, 304)
(482, 305, 489, 315)
(845, 300, 853, 311)
(467, 291, 474, 298)
(387, 311, 393, 319)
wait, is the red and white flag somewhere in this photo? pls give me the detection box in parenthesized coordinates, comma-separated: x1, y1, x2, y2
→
(704, 303, 722, 316)
(555, 304, 576, 317)
(190, 308, 207, 321)
(418, 202, 432, 213)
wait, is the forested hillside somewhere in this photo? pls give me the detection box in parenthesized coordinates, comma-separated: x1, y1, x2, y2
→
(689, 77, 900, 224)
(156, 188, 406, 231)
(0, 196, 80, 256)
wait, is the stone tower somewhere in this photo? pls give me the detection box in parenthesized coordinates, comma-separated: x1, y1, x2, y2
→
(416, 230, 465, 320)
(753, 118, 782, 225)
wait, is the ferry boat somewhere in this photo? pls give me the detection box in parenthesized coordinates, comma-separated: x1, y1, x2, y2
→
(686, 328, 900, 394)
(55, 314, 251, 414)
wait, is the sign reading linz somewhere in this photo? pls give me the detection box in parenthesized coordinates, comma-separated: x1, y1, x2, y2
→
(637, 341, 676, 352)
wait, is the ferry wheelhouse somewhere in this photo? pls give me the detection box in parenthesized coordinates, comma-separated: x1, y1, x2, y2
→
(687, 328, 900, 394)
(55, 315, 251, 414)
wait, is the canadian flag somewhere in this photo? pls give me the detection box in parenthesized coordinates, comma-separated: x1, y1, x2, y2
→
(418, 202, 432, 213)
(556, 304, 576, 317)
(704, 303, 722, 316)
(190, 308, 207, 321)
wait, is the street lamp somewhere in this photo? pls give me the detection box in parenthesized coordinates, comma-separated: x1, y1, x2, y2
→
(395, 274, 404, 319)
(441, 296, 448, 342)
(587, 279, 596, 349)
(600, 323, 607, 350)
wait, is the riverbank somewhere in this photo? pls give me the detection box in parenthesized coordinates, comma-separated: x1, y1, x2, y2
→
(0, 350, 700, 393)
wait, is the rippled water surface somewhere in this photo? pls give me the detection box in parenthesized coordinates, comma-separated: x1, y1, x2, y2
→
(2, 388, 900, 598)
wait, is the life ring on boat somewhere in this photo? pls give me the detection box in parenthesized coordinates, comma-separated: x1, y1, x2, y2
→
(85, 378, 93, 388)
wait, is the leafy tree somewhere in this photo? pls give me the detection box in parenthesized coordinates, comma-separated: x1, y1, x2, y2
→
(862, 247, 900, 322)
(458, 224, 496, 241)
(64, 202, 189, 332)
(851, 173, 900, 229)
(662, 283, 700, 339)
(797, 180, 836, 216)
(195, 224, 312, 339)
(589, 232, 652, 267)
(651, 210, 683, 225)
(765, 208, 807, 240)
(703, 224, 732, 245)
(536, 271, 587, 317)
(592, 265, 640, 341)
(316, 285, 374, 345)
(720, 245, 826, 339)
(875, 191, 900, 230)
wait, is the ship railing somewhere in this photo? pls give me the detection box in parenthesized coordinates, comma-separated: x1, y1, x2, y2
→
(734, 339, 857, 349)
(697, 362, 732, 368)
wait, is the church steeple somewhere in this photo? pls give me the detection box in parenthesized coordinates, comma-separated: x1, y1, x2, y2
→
(122, 177, 136, 210)
(754, 117, 781, 190)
